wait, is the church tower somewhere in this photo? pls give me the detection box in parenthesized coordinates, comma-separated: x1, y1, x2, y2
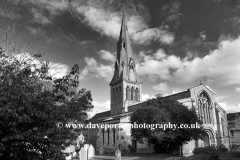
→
(109, 13, 142, 115)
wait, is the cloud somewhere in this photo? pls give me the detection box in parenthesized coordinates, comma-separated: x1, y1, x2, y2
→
(142, 93, 155, 102)
(72, 0, 174, 44)
(69, 34, 94, 48)
(218, 102, 240, 113)
(48, 62, 70, 79)
(152, 83, 170, 93)
(79, 57, 114, 81)
(160, 1, 182, 29)
(30, 8, 51, 25)
(5, 52, 70, 79)
(137, 49, 182, 81)
(236, 87, 240, 92)
(88, 100, 110, 118)
(25, 26, 46, 36)
(137, 36, 240, 86)
(0, 8, 21, 20)
(98, 50, 116, 62)
(216, 95, 229, 101)
(132, 27, 175, 45)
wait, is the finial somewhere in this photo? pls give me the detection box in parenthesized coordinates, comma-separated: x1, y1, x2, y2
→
(199, 80, 202, 85)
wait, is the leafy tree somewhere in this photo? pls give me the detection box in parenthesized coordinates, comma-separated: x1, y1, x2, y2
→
(0, 32, 93, 159)
(130, 97, 207, 153)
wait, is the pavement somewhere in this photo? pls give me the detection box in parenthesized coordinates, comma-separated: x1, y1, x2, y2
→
(88, 153, 181, 160)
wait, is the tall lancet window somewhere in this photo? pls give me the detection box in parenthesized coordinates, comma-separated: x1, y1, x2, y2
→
(126, 86, 130, 100)
(197, 92, 212, 124)
(115, 87, 118, 102)
(112, 88, 115, 103)
(131, 87, 135, 101)
(136, 87, 140, 102)
(119, 86, 121, 101)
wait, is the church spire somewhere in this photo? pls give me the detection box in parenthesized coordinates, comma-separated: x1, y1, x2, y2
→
(110, 12, 139, 86)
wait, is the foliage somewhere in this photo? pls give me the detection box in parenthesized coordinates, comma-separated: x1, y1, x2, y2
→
(130, 97, 207, 153)
(217, 144, 228, 152)
(0, 32, 93, 159)
(193, 146, 217, 154)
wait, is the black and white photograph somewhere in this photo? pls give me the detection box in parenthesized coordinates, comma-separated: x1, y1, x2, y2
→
(0, 0, 240, 160)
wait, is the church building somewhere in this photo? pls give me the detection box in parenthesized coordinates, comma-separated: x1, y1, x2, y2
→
(90, 13, 230, 157)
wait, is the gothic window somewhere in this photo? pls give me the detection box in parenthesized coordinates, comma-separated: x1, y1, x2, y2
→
(107, 128, 110, 145)
(131, 87, 135, 101)
(136, 87, 140, 102)
(129, 58, 134, 70)
(112, 88, 115, 103)
(119, 86, 121, 101)
(115, 87, 118, 102)
(102, 129, 105, 144)
(221, 118, 225, 136)
(197, 92, 212, 124)
(126, 86, 130, 100)
(113, 128, 116, 145)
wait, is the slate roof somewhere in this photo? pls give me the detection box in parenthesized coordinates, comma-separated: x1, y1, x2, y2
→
(90, 111, 111, 123)
(227, 112, 240, 121)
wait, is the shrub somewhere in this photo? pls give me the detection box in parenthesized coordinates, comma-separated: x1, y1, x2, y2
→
(210, 151, 219, 160)
(218, 144, 228, 152)
(230, 150, 240, 157)
(193, 146, 217, 154)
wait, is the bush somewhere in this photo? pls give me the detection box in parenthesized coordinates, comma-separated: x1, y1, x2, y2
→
(230, 150, 240, 157)
(210, 151, 219, 160)
(218, 144, 228, 152)
(193, 146, 217, 154)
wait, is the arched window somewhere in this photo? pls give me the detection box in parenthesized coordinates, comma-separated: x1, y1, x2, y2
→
(112, 88, 115, 103)
(221, 118, 225, 136)
(197, 91, 212, 124)
(102, 129, 105, 144)
(113, 128, 116, 145)
(131, 87, 135, 101)
(107, 128, 110, 145)
(115, 87, 118, 102)
(136, 87, 140, 102)
(119, 86, 121, 101)
(126, 86, 130, 100)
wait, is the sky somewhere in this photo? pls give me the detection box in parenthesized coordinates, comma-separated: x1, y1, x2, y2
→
(0, 0, 240, 115)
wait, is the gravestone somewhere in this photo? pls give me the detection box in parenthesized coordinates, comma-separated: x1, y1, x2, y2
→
(88, 145, 95, 159)
(99, 146, 104, 155)
(115, 148, 121, 160)
(84, 144, 89, 151)
(79, 147, 87, 160)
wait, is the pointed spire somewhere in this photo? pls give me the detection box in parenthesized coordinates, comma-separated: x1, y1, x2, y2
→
(109, 12, 140, 86)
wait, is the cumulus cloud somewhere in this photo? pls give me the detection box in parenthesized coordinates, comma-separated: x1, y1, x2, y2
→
(236, 87, 240, 92)
(6, 52, 70, 79)
(48, 62, 70, 79)
(88, 100, 110, 118)
(137, 49, 182, 81)
(137, 36, 240, 86)
(4, 0, 175, 44)
(71, 0, 174, 44)
(218, 102, 240, 113)
(152, 83, 170, 93)
(98, 50, 116, 62)
(79, 57, 114, 81)
(142, 93, 155, 102)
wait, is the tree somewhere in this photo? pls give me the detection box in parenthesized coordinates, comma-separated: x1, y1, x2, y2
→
(130, 97, 207, 153)
(0, 31, 93, 159)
